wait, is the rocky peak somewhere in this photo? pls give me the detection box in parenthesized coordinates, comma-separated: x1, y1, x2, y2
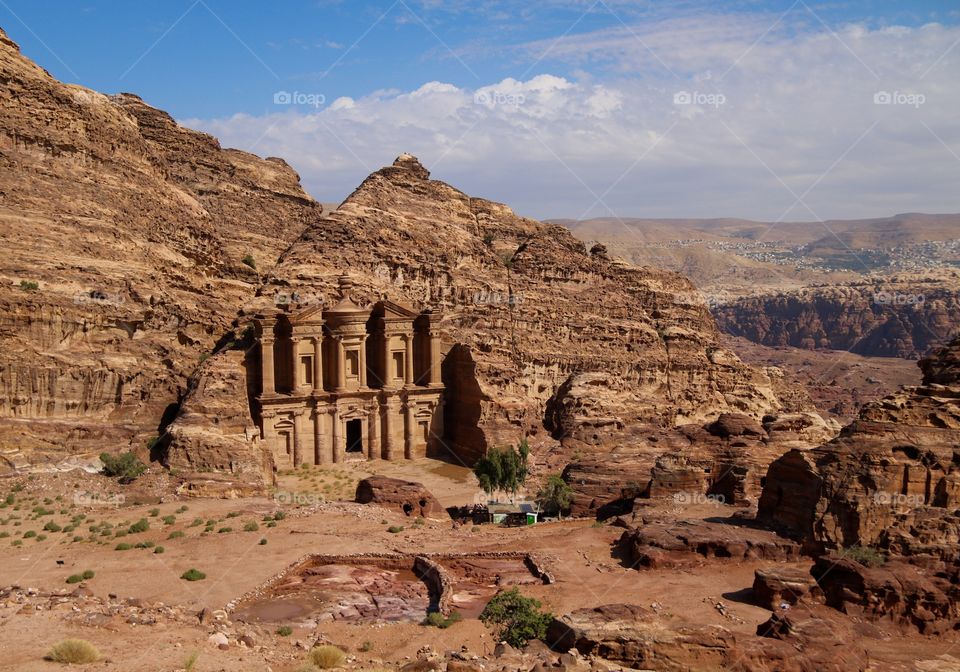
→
(391, 152, 431, 180)
(920, 337, 960, 386)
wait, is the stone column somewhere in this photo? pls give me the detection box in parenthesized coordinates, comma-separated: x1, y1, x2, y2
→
(382, 333, 394, 389)
(383, 400, 395, 460)
(292, 410, 303, 468)
(404, 399, 414, 460)
(404, 334, 414, 386)
(291, 336, 302, 390)
(331, 406, 342, 463)
(313, 407, 327, 465)
(359, 336, 368, 388)
(368, 401, 380, 460)
(429, 332, 442, 386)
(312, 335, 323, 392)
(261, 335, 275, 395)
(336, 337, 347, 391)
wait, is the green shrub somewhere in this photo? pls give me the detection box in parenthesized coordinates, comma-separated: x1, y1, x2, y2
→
(162, 515, 176, 526)
(154, 545, 165, 554)
(387, 526, 404, 534)
(276, 625, 293, 637)
(359, 641, 373, 652)
(226, 511, 241, 518)
(45, 638, 100, 664)
(65, 574, 83, 584)
(190, 518, 204, 527)
(308, 645, 345, 669)
(259, 537, 267, 545)
(181, 568, 206, 581)
(115, 543, 133, 551)
(168, 530, 186, 540)
(243, 521, 259, 532)
(842, 545, 886, 567)
(176, 505, 189, 513)
(100, 451, 146, 484)
(81, 570, 94, 580)
(19, 280, 39, 292)
(128, 518, 149, 534)
(241, 254, 257, 269)
(45, 520, 63, 532)
(422, 611, 462, 629)
(149, 508, 160, 517)
(479, 587, 552, 648)
(23, 530, 36, 538)
(217, 527, 232, 534)
(134, 540, 154, 549)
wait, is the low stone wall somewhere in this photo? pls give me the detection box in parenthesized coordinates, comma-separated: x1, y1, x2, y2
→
(414, 555, 454, 614)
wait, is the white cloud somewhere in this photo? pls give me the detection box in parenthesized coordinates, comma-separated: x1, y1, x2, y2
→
(184, 18, 960, 221)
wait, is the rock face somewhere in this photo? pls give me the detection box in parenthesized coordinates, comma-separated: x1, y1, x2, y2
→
(752, 566, 820, 610)
(257, 154, 815, 466)
(714, 275, 960, 359)
(757, 337, 960, 557)
(0, 28, 320, 468)
(355, 476, 444, 518)
(561, 410, 835, 518)
(547, 603, 868, 672)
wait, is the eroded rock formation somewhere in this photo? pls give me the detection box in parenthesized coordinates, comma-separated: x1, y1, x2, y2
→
(355, 476, 445, 518)
(714, 274, 959, 358)
(0, 28, 320, 468)
(757, 337, 960, 557)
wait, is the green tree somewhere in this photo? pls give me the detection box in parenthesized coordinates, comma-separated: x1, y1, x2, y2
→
(100, 451, 146, 484)
(473, 439, 530, 499)
(537, 474, 573, 515)
(479, 587, 552, 647)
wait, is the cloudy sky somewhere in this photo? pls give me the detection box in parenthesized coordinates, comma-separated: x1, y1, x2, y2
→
(3, 1, 959, 220)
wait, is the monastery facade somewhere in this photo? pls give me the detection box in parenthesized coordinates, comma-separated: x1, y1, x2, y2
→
(254, 276, 444, 470)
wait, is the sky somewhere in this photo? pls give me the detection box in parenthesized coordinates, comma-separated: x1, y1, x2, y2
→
(2, 0, 959, 221)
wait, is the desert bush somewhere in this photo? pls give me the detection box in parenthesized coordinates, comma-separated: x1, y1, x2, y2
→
(217, 526, 233, 533)
(387, 525, 404, 534)
(100, 451, 145, 484)
(154, 545, 165, 554)
(128, 518, 149, 534)
(45, 638, 100, 664)
(181, 568, 206, 581)
(65, 574, 83, 584)
(19, 280, 39, 291)
(308, 645, 345, 669)
(243, 521, 259, 532)
(843, 545, 886, 567)
(149, 508, 160, 517)
(537, 474, 573, 515)
(168, 530, 186, 540)
(422, 611, 462, 629)
(114, 543, 132, 551)
(479, 587, 552, 648)
(276, 625, 293, 636)
(259, 537, 268, 545)
(241, 254, 256, 269)
(81, 570, 94, 579)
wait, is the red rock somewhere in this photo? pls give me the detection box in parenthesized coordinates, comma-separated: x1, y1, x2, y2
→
(355, 476, 444, 518)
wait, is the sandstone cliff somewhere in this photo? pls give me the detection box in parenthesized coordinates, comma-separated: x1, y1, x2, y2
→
(758, 337, 960, 558)
(714, 274, 959, 359)
(253, 153, 811, 468)
(0, 27, 321, 470)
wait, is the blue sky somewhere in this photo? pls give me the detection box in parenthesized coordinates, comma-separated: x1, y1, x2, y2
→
(2, 1, 959, 219)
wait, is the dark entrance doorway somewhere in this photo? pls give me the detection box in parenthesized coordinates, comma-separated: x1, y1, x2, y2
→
(346, 419, 363, 454)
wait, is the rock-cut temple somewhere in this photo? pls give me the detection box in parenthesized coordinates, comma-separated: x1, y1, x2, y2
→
(254, 276, 444, 469)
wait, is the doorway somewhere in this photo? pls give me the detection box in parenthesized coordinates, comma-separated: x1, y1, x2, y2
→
(346, 419, 363, 454)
